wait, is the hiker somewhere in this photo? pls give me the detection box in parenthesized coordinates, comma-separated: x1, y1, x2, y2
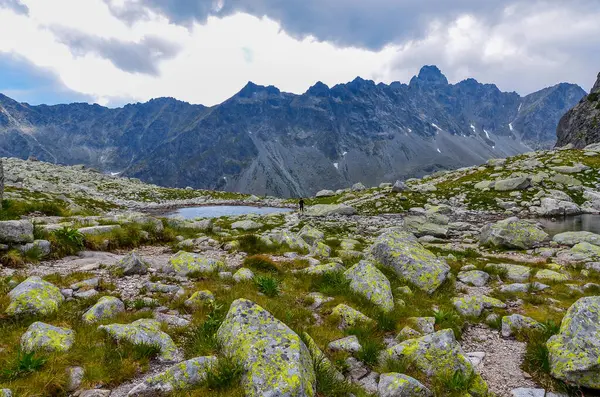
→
(299, 198, 305, 213)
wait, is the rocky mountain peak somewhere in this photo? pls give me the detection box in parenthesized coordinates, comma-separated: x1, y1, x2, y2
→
(235, 81, 281, 98)
(410, 65, 449, 86)
(592, 72, 600, 93)
(306, 81, 330, 97)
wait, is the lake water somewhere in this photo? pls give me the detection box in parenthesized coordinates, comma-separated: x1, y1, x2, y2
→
(537, 214, 600, 236)
(166, 205, 293, 219)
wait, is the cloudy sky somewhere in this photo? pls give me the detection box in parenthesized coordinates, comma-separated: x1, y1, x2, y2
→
(0, 0, 599, 107)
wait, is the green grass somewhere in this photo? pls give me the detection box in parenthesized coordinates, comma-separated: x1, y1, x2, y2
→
(0, 199, 67, 221)
(254, 275, 281, 297)
(0, 249, 25, 268)
(203, 356, 244, 391)
(243, 255, 280, 273)
(0, 351, 47, 381)
(49, 227, 85, 258)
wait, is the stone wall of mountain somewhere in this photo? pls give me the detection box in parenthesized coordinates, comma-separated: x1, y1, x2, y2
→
(556, 72, 600, 148)
(0, 66, 586, 197)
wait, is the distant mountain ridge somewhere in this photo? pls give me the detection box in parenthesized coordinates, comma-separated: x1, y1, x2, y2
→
(0, 66, 586, 197)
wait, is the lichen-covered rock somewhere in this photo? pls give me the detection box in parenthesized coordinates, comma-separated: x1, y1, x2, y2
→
(128, 356, 217, 396)
(331, 304, 373, 329)
(232, 220, 264, 230)
(370, 229, 450, 293)
(480, 217, 548, 249)
(21, 322, 74, 353)
(457, 270, 490, 287)
(494, 176, 531, 191)
(18, 240, 51, 257)
(216, 299, 316, 397)
(315, 189, 335, 197)
(0, 390, 12, 397)
(184, 290, 215, 308)
(99, 319, 178, 362)
(384, 330, 487, 395)
(233, 267, 254, 282)
(452, 295, 506, 317)
(547, 296, 600, 389)
(161, 251, 222, 276)
(6, 276, 64, 316)
(531, 198, 581, 217)
(553, 231, 600, 246)
(305, 204, 357, 217)
(403, 216, 448, 238)
(392, 180, 407, 193)
(407, 317, 436, 335)
(485, 263, 532, 282)
(311, 242, 332, 258)
(501, 314, 542, 338)
(118, 251, 150, 275)
(78, 225, 121, 236)
(328, 335, 361, 353)
(302, 332, 344, 381)
(268, 230, 311, 251)
(0, 220, 34, 244)
(570, 242, 600, 258)
(299, 226, 325, 245)
(344, 260, 394, 312)
(378, 372, 433, 397)
(82, 296, 125, 323)
(300, 262, 345, 275)
(534, 269, 569, 282)
(66, 367, 84, 392)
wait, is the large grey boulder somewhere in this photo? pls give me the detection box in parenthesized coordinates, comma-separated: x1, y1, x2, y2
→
(378, 373, 433, 397)
(501, 314, 542, 338)
(82, 296, 125, 323)
(160, 251, 223, 276)
(531, 198, 581, 217)
(370, 229, 450, 293)
(553, 231, 600, 247)
(352, 182, 367, 191)
(403, 216, 448, 238)
(118, 251, 150, 275)
(305, 204, 356, 217)
(78, 225, 121, 236)
(268, 230, 311, 251)
(315, 189, 336, 197)
(299, 226, 325, 245)
(17, 240, 51, 256)
(0, 220, 34, 244)
(547, 296, 600, 389)
(231, 220, 264, 231)
(216, 299, 316, 397)
(128, 356, 217, 396)
(457, 270, 489, 287)
(384, 330, 487, 394)
(21, 322, 74, 353)
(480, 217, 548, 249)
(344, 260, 394, 312)
(392, 180, 407, 193)
(494, 176, 531, 191)
(452, 295, 506, 317)
(99, 319, 178, 362)
(6, 276, 64, 316)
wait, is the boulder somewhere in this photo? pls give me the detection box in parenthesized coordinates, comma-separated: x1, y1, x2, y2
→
(328, 336, 361, 353)
(161, 251, 222, 276)
(452, 295, 506, 317)
(485, 263, 532, 282)
(384, 330, 487, 394)
(82, 296, 125, 323)
(352, 182, 367, 191)
(6, 276, 64, 316)
(534, 269, 569, 282)
(551, 174, 582, 187)
(494, 176, 531, 191)
(299, 226, 325, 245)
(547, 296, 600, 389)
(553, 231, 600, 247)
(457, 270, 489, 287)
(331, 304, 373, 329)
(300, 262, 345, 275)
(315, 189, 336, 197)
(118, 251, 150, 275)
(216, 299, 316, 397)
(0, 220, 34, 244)
(344, 260, 394, 312)
(231, 220, 264, 231)
(17, 240, 51, 256)
(392, 181, 407, 193)
(407, 317, 435, 335)
(531, 198, 581, 217)
(185, 290, 215, 308)
(501, 314, 542, 338)
(310, 242, 331, 257)
(305, 204, 357, 217)
(233, 268, 254, 282)
(480, 217, 548, 249)
(67, 367, 84, 392)
(78, 225, 121, 236)
(99, 319, 178, 362)
(370, 229, 450, 293)
(378, 373, 433, 397)
(21, 322, 74, 353)
(403, 216, 448, 238)
(269, 230, 311, 251)
(128, 356, 217, 396)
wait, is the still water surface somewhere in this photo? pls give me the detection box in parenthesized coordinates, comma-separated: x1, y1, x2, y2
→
(166, 205, 292, 219)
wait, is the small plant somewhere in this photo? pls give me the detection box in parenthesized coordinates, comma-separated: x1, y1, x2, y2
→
(355, 337, 384, 368)
(244, 254, 280, 273)
(0, 350, 47, 380)
(311, 271, 351, 296)
(237, 234, 273, 255)
(313, 357, 355, 397)
(0, 249, 25, 268)
(51, 227, 85, 257)
(127, 342, 161, 360)
(203, 356, 244, 390)
(254, 275, 280, 297)
(22, 246, 44, 263)
(434, 308, 464, 338)
(184, 302, 225, 357)
(436, 369, 477, 393)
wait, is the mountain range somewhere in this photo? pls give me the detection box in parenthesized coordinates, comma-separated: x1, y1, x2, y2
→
(0, 66, 586, 197)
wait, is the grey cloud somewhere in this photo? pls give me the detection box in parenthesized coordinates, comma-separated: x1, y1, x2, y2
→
(0, 0, 28, 15)
(106, 0, 510, 49)
(51, 27, 182, 76)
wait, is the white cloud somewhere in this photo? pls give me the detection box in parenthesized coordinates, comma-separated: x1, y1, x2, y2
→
(0, 0, 598, 106)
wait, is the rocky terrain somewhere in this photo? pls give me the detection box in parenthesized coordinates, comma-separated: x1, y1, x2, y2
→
(556, 73, 600, 149)
(0, 66, 585, 197)
(1, 143, 600, 397)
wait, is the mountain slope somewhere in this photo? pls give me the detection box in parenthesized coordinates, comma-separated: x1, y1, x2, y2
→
(0, 66, 586, 197)
(556, 72, 600, 148)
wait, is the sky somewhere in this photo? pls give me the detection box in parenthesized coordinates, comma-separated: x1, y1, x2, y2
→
(0, 0, 599, 107)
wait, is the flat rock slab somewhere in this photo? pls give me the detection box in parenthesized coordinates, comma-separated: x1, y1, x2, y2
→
(21, 321, 74, 353)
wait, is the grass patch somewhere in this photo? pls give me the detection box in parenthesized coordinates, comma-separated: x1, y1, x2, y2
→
(243, 255, 280, 273)
(254, 275, 281, 297)
(49, 227, 85, 258)
(0, 350, 47, 381)
(0, 199, 67, 221)
(0, 249, 25, 268)
(203, 356, 244, 391)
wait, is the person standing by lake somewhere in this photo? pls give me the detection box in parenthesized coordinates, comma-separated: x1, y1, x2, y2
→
(299, 198, 305, 213)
